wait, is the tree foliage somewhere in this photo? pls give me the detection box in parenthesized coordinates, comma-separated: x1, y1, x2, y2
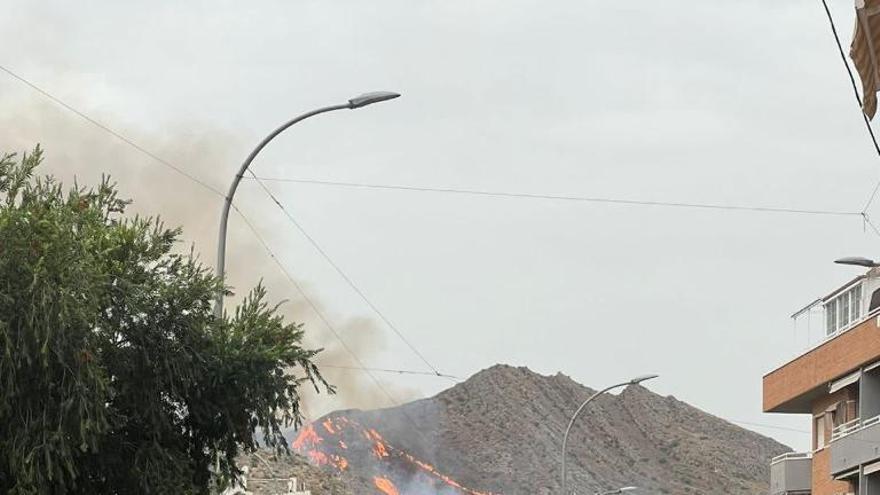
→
(0, 148, 331, 494)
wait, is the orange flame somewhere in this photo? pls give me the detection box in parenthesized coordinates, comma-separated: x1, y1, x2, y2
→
(372, 439, 389, 458)
(293, 415, 501, 495)
(373, 476, 399, 495)
(292, 424, 321, 450)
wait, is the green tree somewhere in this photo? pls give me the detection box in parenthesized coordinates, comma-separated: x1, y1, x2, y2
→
(0, 147, 331, 494)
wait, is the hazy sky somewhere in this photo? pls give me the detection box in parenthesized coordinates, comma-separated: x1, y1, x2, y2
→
(2, 0, 876, 451)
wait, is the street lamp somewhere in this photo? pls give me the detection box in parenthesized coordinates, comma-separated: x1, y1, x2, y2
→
(560, 374, 658, 495)
(835, 256, 880, 268)
(213, 91, 401, 318)
(596, 487, 638, 495)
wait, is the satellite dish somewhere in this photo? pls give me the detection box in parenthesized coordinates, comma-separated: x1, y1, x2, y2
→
(834, 257, 880, 268)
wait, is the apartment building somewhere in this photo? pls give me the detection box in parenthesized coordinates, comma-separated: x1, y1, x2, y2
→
(764, 263, 880, 495)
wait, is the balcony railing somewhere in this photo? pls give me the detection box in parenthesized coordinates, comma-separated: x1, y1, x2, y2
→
(831, 418, 863, 442)
(830, 414, 880, 474)
(771, 452, 813, 465)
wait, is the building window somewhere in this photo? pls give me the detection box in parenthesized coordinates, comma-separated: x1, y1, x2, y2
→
(816, 415, 826, 450)
(826, 284, 863, 336)
(827, 299, 838, 336)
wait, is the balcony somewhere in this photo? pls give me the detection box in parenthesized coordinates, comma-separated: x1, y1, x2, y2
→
(831, 415, 880, 475)
(763, 274, 880, 413)
(770, 452, 812, 495)
(764, 312, 880, 413)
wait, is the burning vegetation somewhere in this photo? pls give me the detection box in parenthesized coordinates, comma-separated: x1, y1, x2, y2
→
(293, 415, 499, 495)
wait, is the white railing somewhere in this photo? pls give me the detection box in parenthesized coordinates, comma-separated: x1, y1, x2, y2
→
(770, 452, 812, 465)
(831, 418, 864, 441)
(864, 415, 880, 429)
(829, 414, 880, 444)
(781, 305, 880, 372)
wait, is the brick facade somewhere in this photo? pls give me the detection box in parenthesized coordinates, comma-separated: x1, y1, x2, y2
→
(764, 316, 880, 413)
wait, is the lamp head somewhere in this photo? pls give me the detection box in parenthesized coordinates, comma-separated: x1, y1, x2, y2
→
(835, 257, 880, 268)
(348, 91, 401, 109)
(629, 374, 659, 385)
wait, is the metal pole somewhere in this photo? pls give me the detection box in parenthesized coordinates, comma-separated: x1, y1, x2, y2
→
(214, 103, 351, 318)
(561, 375, 656, 495)
(561, 382, 629, 495)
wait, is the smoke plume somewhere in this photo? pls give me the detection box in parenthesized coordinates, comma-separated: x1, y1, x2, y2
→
(0, 93, 420, 419)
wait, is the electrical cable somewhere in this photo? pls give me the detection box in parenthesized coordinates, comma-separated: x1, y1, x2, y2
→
(234, 206, 438, 442)
(231, 203, 428, 401)
(246, 176, 862, 218)
(246, 171, 453, 382)
(817, 1, 880, 214)
(0, 63, 225, 198)
(728, 419, 810, 435)
(318, 364, 461, 380)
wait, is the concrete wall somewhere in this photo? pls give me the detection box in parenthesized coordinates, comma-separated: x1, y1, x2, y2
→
(771, 458, 812, 495)
(831, 422, 880, 475)
(862, 368, 880, 420)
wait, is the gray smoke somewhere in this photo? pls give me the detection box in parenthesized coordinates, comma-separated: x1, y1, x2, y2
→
(0, 94, 420, 418)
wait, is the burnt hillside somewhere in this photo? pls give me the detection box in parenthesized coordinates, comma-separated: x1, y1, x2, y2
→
(294, 364, 788, 494)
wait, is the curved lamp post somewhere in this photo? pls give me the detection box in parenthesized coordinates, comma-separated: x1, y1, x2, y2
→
(596, 487, 638, 495)
(214, 91, 401, 318)
(560, 374, 658, 495)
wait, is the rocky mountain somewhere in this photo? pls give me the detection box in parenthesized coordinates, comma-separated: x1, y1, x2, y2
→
(292, 364, 789, 494)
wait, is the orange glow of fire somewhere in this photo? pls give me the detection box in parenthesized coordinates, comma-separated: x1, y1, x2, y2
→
(307, 450, 328, 465)
(372, 439, 389, 458)
(292, 424, 321, 450)
(293, 415, 501, 495)
(373, 476, 399, 495)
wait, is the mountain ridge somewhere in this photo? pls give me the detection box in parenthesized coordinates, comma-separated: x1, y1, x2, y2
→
(294, 364, 788, 494)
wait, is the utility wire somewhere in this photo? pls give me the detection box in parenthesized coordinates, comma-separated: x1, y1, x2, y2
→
(2, 62, 863, 221)
(319, 364, 461, 380)
(817, 1, 880, 214)
(247, 171, 452, 382)
(865, 213, 880, 238)
(728, 419, 810, 435)
(231, 203, 423, 401)
(247, 176, 862, 218)
(233, 204, 438, 442)
(0, 63, 225, 198)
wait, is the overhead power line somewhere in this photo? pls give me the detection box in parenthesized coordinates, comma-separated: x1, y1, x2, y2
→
(232, 204, 438, 440)
(246, 171, 453, 382)
(319, 364, 461, 380)
(247, 176, 862, 218)
(230, 203, 425, 400)
(728, 419, 810, 435)
(817, 1, 880, 214)
(865, 213, 880, 238)
(0, 63, 225, 198)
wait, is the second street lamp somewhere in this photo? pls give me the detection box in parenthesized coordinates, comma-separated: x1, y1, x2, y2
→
(213, 91, 400, 318)
(560, 374, 658, 495)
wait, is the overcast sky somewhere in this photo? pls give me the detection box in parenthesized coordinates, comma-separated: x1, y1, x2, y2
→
(3, 0, 878, 451)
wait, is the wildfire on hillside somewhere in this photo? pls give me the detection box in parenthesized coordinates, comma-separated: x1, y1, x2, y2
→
(293, 415, 500, 495)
